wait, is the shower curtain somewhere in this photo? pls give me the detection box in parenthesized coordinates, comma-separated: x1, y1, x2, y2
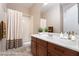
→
(6, 9, 22, 49)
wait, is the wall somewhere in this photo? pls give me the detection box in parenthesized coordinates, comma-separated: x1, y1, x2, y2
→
(0, 3, 6, 22)
(7, 4, 30, 16)
(63, 4, 79, 34)
(45, 4, 62, 33)
(30, 4, 41, 34)
(0, 3, 6, 51)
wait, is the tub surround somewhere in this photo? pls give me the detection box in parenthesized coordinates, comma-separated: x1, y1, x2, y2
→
(31, 32, 79, 56)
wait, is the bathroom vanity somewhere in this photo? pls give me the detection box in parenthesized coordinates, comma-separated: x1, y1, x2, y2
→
(31, 33, 79, 56)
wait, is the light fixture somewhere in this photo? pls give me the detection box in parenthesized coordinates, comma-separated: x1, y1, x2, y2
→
(43, 3, 48, 6)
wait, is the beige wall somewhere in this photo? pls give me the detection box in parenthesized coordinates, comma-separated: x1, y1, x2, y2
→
(30, 4, 41, 34)
(7, 4, 30, 16)
(44, 4, 63, 33)
(0, 3, 6, 22)
(0, 3, 6, 51)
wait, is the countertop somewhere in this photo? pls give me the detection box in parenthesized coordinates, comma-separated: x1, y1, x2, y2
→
(32, 32, 79, 52)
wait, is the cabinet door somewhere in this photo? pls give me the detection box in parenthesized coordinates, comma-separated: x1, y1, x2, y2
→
(37, 45, 47, 56)
(48, 42, 79, 56)
(48, 42, 63, 56)
(37, 39, 47, 47)
(63, 48, 79, 56)
(48, 50, 58, 56)
(37, 39, 47, 56)
(31, 37, 37, 56)
(31, 46, 37, 56)
(0, 21, 3, 40)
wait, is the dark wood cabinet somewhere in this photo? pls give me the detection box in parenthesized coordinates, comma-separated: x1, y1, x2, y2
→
(37, 39, 47, 56)
(31, 37, 47, 56)
(48, 42, 79, 56)
(48, 49, 59, 56)
(31, 37, 37, 56)
(31, 36, 79, 56)
(37, 45, 47, 56)
(31, 45, 37, 56)
(37, 39, 47, 47)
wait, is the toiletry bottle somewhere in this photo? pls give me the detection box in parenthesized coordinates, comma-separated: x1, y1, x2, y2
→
(68, 32, 71, 39)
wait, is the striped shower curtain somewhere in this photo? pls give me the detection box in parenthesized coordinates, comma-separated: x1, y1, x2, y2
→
(6, 9, 23, 49)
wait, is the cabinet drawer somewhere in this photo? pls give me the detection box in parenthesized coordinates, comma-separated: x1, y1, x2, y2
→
(48, 50, 60, 56)
(31, 41, 36, 48)
(48, 48, 64, 56)
(37, 46, 47, 56)
(48, 42, 64, 53)
(48, 42, 63, 55)
(48, 42, 56, 49)
(37, 39, 47, 47)
(48, 42, 79, 56)
(31, 47, 37, 56)
(63, 48, 79, 56)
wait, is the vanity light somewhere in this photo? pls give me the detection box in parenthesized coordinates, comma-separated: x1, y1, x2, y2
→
(43, 3, 48, 6)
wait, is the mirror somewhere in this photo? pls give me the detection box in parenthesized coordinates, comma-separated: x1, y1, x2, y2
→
(63, 3, 79, 34)
(41, 3, 79, 34)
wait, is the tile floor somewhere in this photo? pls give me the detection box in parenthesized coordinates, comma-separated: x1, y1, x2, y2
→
(0, 43, 32, 56)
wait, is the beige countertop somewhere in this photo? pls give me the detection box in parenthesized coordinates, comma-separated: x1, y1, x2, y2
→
(32, 32, 79, 52)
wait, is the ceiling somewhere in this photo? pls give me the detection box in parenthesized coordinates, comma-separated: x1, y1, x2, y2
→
(41, 3, 58, 13)
(7, 3, 33, 9)
(61, 3, 76, 11)
(6, 3, 76, 13)
(41, 3, 76, 13)
(7, 3, 59, 11)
